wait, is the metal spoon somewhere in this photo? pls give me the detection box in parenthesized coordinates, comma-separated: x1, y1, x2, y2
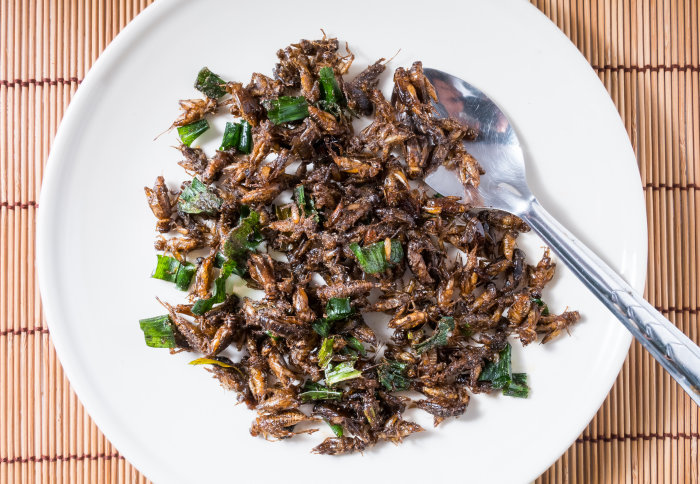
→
(423, 68, 700, 406)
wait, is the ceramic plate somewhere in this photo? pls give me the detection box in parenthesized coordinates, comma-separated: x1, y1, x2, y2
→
(37, 0, 647, 482)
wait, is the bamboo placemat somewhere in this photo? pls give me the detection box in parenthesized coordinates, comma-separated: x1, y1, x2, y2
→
(1, 1, 698, 482)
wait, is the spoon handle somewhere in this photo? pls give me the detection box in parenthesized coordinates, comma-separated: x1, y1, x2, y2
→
(522, 198, 700, 406)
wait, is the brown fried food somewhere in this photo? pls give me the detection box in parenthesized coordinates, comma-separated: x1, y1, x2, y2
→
(144, 36, 579, 456)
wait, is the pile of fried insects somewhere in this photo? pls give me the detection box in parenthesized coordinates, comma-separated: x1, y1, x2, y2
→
(140, 36, 580, 455)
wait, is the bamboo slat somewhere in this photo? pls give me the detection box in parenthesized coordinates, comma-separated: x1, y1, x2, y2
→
(0, 1, 698, 482)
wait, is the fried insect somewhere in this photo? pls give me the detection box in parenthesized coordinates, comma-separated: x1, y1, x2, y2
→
(143, 36, 580, 456)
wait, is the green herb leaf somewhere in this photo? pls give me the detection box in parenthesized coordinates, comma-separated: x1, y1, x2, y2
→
(378, 360, 410, 391)
(319, 67, 343, 104)
(345, 336, 366, 356)
(189, 357, 234, 368)
(219, 121, 242, 151)
(312, 318, 332, 338)
(478, 343, 514, 390)
(318, 337, 334, 370)
(139, 315, 177, 348)
(413, 316, 454, 354)
(349, 239, 403, 274)
(325, 361, 362, 386)
(238, 120, 253, 154)
(222, 208, 262, 261)
(503, 372, 529, 398)
(293, 185, 318, 221)
(326, 298, 353, 322)
(178, 177, 223, 216)
(191, 259, 240, 315)
(213, 252, 227, 268)
(327, 421, 344, 437)
(299, 381, 343, 402)
(177, 119, 209, 147)
(266, 96, 309, 124)
(318, 66, 345, 116)
(194, 67, 227, 99)
(151, 254, 196, 291)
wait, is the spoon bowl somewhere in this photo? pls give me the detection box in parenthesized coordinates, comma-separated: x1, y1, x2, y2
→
(422, 68, 700, 406)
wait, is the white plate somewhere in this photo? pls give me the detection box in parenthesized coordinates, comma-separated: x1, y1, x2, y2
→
(37, 0, 647, 483)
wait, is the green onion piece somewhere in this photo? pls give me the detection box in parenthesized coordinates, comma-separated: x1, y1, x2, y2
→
(325, 361, 362, 386)
(139, 315, 177, 348)
(413, 316, 455, 354)
(152, 254, 196, 291)
(299, 381, 343, 402)
(219, 121, 242, 151)
(177, 119, 209, 147)
(478, 343, 513, 390)
(326, 297, 353, 321)
(222, 208, 262, 261)
(503, 372, 529, 398)
(293, 185, 319, 223)
(318, 337, 334, 369)
(178, 177, 223, 216)
(377, 360, 410, 391)
(191, 259, 240, 315)
(174, 263, 196, 291)
(152, 254, 179, 282)
(319, 67, 342, 104)
(345, 336, 366, 357)
(194, 67, 227, 99)
(238, 120, 253, 154)
(189, 357, 234, 368)
(213, 252, 227, 268)
(318, 66, 345, 116)
(327, 421, 344, 437)
(433, 192, 444, 198)
(312, 318, 332, 337)
(349, 239, 404, 274)
(266, 96, 309, 124)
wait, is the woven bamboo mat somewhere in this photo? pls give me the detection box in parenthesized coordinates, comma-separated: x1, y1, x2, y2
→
(1, 0, 698, 482)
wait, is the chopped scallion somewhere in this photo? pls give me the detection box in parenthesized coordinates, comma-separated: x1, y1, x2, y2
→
(299, 381, 343, 402)
(349, 239, 403, 274)
(266, 96, 309, 124)
(222, 208, 262, 261)
(325, 361, 362, 386)
(194, 67, 227, 99)
(178, 177, 222, 216)
(326, 297, 353, 321)
(318, 337, 334, 369)
(377, 360, 410, 391)
(503, 372, 529, 398)
(413, 316, 454, 354)
(345, 336, 366, 357)
(177, 119, 209, 147)
(238, 120, 253, 154)
(219, 121, 242, 151)
(478, 343, 530, 398)
(327, 421, 344, 437)
(312, 318, 332, 337)
(151, 254, 196, 291)
(138, 315, 177, 348)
